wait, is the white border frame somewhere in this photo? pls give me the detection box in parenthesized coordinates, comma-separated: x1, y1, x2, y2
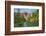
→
(11, 5, 42, 32)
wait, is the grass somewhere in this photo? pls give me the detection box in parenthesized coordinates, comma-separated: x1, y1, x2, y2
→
(14, 10, 39, 27)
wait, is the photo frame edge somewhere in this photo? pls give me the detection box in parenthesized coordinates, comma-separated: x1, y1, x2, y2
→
(5, 1, 45, 35)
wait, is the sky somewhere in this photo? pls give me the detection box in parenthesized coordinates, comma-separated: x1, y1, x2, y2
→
(14, 8, 38, 13)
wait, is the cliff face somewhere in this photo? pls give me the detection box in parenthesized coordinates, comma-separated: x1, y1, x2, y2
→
(14, 12, 32, 21)
(14, 12, 31, 22)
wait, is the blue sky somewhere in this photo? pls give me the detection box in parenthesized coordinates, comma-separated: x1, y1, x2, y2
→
(14, 8, 38, 13)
